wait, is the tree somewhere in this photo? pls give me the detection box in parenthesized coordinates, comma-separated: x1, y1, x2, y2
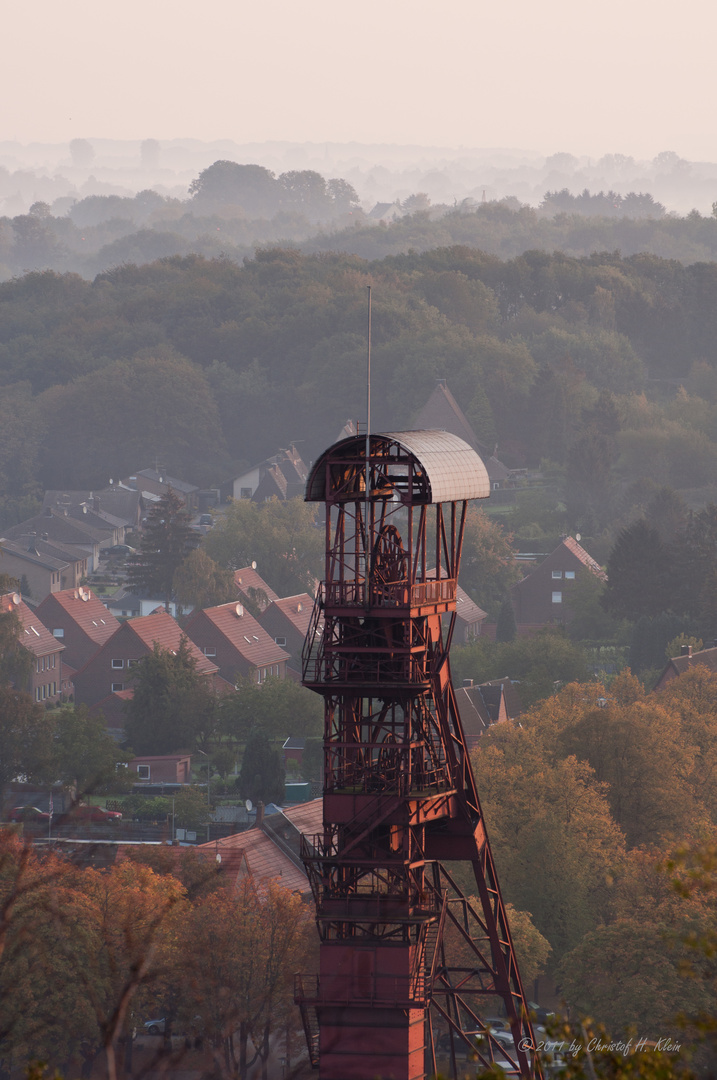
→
(49, 704, 130, 795)
(188, 161, 277, 215)
(127, 488, 193, 610)
(559, 698, 695, 847)
(239, 729, 285, 806)
(0, 582, 32, 689)
(0, 687, 52, 787)
(451, 631, 590, 709)
(204, 497, 323, 598)
(565, 568, 623, 643)
(177, 877, 314, 1078)
(602, 519, 671, 622)
(495, 597, 517, 643)
(172, 548, 235, 612)
(0, 834, 184, 1077)
(124, 640, 217, 754)
(458, 507, 521, 617)
(470, 721, 626, 960)
(221, 675, 322, 743)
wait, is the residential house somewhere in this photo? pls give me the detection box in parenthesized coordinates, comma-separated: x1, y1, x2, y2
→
(43, 486, 142, 530)
(129, 755, 191, 784)
(258, 593, 314, 674)
(123, 469, 199, 514)
(0, 538, 68, 602)
(184, 602, 290, 686)
(0, 592, 64, 705)
(655, 644, 717, 691)
(4, 509, 113, 573)
(233, 565, 279, 613)
(36, 588, 120, 672)
(454, 586, 488, 642)
(73, 608, 219, 709)
(454, 677, 521, 747)
(224, 445, 308, 503)
(510, 536, 607, 632)
(102, 588, 141, 619)
(194, 799, 323, 896)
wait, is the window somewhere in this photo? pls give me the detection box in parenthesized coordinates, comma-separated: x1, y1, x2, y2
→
(127, 658, 139, 667)
(137, 764, 150, 780)
(565, 570, 575, 580)
(240, 487, 252, 499)
(112, 658, 124, 669)
(552, 591, 562, 604)
(112, 682, 123, 692)
(36, 687, 41, 702)
(552, 570, 562, 579)
(275, 636, 286, 647)
(204, 646, 217, 657)
(53, 628, 64, 638)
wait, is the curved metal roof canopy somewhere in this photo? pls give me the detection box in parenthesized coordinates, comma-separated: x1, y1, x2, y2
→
(306, 430, 490, 505)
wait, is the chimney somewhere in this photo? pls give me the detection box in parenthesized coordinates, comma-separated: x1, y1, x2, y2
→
(681, 644, 692, 659)
(255, 801, 265, 828)
(463, 679, 474, 688)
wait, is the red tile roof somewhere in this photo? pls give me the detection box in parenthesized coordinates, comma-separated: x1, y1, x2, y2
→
(127, 610, 219, 675)
(0, 593, 63, 659)
(266, 594, 314, 636)
(196, 827, 309, 893)
(185, 603, 290, 669)
(282, 798, 323, 835)
(36, 588, 119, 646)
(233, 566, 279, 606)
(561, 536, 607, 581)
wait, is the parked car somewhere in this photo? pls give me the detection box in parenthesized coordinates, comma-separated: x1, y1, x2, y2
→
(198, 513, 213, 527)
(70, 804, 122, 823)
(102, 544, 135, 558)
(10, 805, 51, 823)
(144, 1018, 165, 1035)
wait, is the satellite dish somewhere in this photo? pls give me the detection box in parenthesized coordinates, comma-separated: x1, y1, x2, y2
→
(575, 533, 581, 542)
(245, 799, 253, 812)
(235, 603, 244, 618)
(11, 592, 20, 605)
(297, 603, 303, 613)
(74, 589, 79, 600)
(251, 560, 257, 570)
(82, 505, 87, 514)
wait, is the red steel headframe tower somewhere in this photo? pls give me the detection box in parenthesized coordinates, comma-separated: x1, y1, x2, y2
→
(296, 430, 539, 1080)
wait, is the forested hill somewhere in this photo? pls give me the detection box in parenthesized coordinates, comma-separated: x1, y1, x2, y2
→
(305, 203, 717, 264)
(2, 245, 717, 540)
(3, 195, 717, 280)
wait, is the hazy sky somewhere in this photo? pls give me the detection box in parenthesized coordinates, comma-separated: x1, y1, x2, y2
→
(4, 0, 717, 159)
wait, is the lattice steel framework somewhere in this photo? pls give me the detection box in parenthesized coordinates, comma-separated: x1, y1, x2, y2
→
(295, 431, 540, 1080)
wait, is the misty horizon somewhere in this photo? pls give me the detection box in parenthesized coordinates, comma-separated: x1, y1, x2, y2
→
(1, 138, 717, 218)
